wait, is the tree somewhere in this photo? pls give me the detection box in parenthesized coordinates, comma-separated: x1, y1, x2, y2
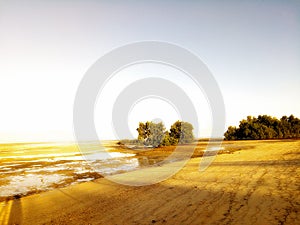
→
(161, 131, 171, 146)
(224, 114, 300, 140)
(136, 120, 195, 147)
(224, 126, 237, 140)
(137, 121, 166, 147)
(169, 121, 195, 144)
(137, 122, 151, 141)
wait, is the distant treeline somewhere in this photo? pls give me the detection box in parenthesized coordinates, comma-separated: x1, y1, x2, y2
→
(224, 115, 300, 140)
(118, 121, 194, 147)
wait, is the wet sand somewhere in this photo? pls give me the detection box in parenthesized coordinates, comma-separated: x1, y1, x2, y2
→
(0, 141, 138, 202)
(1, 140, 299, 225)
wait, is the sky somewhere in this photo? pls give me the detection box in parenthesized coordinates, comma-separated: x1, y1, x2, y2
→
(0, 0, 299, 142)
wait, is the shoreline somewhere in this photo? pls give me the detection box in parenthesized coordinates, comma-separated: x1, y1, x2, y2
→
(0, 140, 256, 202)
(1, 140, 299, 224)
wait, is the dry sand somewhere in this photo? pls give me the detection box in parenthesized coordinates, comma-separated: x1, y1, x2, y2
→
(1, 140, 299, 225)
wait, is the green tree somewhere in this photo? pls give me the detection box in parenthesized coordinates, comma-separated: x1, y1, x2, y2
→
(169, 121, 195, 144)
(224, 126, 237, 140)
(224, 114, 300, 140)
(288, 115, 300, 138)
(280, 116, 291, 138)
(137, 121, 166, 147)
(137, 122, 149, 141)
(161, 131, 171, 146)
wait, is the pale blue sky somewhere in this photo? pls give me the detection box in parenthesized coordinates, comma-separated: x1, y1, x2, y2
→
(0, 0, 299, 142)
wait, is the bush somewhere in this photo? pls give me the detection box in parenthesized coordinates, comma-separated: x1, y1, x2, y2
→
(224, 114, 300, 140)
(170, 121, 195, 144)
(137, 121, 166, 147)
(136, 120, 195, 147)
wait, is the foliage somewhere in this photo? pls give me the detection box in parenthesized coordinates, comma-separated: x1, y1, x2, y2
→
(224, 115, 300, 140)
(169, 121, 195, 144)
(137, 121, 166, 147)
(160, 132, 171, 146)
(136, 120, 195, 147)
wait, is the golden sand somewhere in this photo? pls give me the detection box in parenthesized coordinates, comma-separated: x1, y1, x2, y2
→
(1, 140, 299, 225)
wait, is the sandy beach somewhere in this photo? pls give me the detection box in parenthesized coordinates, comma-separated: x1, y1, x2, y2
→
(1, 140, 299, 225)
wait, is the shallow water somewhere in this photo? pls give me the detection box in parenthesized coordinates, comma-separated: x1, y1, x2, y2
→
(0, 142, 139, 201)
(0, 141, 226, 200)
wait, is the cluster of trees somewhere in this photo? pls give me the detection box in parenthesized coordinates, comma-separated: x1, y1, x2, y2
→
(224, 115, 300, 140)
(137, 121, 194, 147)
